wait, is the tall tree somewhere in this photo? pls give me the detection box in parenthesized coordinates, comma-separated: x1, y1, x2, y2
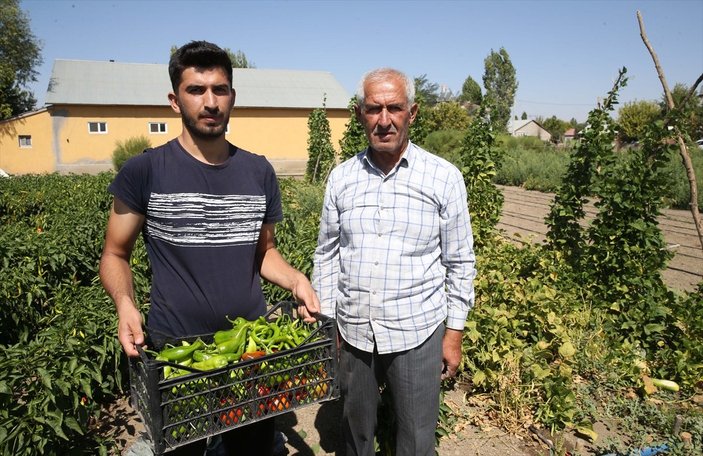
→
(339, 96, 367, 161)
(424, 101, 471, 133)
(414, 74, 440, 107)
(521, 112, 528, 120)
(0, 0, 43, 119)
(482, 47, 518, 133)
(170, 46, 255, 68)
(617, 100, 661, 143)
(458, 75, 482, 105)
(541, 115, 571, 143)
(305, 101, 336, 184)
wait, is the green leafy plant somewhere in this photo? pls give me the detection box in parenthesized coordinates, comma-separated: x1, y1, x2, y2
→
(305, 100, 336, 184)
(457, 108, 504, 247)
(339, 96, 368, 161)
(112, 135, 150, 171)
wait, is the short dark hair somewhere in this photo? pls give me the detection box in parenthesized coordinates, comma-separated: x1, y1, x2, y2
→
(168, 41, 233, 92)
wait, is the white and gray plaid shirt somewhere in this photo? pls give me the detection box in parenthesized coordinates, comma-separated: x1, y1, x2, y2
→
(312, 142, 476, 354)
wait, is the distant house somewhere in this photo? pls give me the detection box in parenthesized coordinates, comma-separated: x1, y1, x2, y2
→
(0, 60, 351, 176)
(563, 128, 577, 142)
(507, 119, 552, 142)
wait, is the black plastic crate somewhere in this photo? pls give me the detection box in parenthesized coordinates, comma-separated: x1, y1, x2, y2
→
(129, 302, 339, 454)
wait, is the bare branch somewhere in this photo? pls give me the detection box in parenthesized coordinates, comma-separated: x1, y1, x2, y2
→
(681, 73, 703, 111)
(637, 10, 703, 252)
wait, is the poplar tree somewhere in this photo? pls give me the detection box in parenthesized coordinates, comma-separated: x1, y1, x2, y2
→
(482, 47, 518, 133)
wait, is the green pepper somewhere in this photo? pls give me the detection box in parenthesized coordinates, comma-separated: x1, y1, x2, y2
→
(214, 317, 248, 344)
(244, 334, 258, 355)
(158, 339, 205, 362)
(191, 354, 229, 371)
(217, 325, 249, 355)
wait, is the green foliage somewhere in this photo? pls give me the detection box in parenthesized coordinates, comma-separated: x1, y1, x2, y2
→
(617, 100, 662, 143)
(414, 74, 440, 107)
(0, 173, 116, 344)
(0, 173, 136, 454)
(421, 129, 465, 166)
(228, 49, 255, 68)
(424, 101, 471, 133)
(112, 135, 151, 171)
(458, 110, 504, 247)
(339, 96, 367, 161)
(0, 145, 700, 453)
(545, 66, 702, 400)
(482, 47, 518, 133)
(0, 286, 124, 455)
(491, 135, 702, 209)
(305, 103, 336, 184)
(463, 242, 587, 431)
(409, 97, 431, 146)
(0, 0, 43, 119)
(546, 68, 627, 264)
(494, 140, 569, 191)
(661, 83, 703, 142)
(539, 115, 571, 143)
(458, 75, 482, 105)
(497, 133, 552, 152)
(262, 178, 324, 304)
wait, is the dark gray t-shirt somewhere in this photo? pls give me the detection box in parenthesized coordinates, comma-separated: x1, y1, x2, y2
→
(109, 139, 282, 337)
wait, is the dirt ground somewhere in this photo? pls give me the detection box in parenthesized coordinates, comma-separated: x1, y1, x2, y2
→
(111, 385, 549, 456)
(496, 185, 702, 293)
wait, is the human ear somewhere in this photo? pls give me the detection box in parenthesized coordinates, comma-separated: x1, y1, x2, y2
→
(168, 92, 181, 114)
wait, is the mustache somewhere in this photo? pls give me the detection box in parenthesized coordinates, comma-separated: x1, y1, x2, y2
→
(200, 106, 221, 116)
(373, 125, 397, 135)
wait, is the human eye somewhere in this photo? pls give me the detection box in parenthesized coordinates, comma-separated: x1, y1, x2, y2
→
(186, 85, 205, 95)
(388, 104, 405, 113)
(364, 105, 381, 115)
(213, 85, 231, 95)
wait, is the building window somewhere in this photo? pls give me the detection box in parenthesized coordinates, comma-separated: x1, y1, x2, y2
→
(18, 135, 32, 148)
(88, 122, 107, 134)
(149, 122, 167, 134)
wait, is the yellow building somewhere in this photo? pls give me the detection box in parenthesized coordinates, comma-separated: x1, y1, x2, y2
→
(0, 60, 352, 176)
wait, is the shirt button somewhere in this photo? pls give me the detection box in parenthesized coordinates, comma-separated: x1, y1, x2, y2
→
(374, 261, 379, 266)
(372, 291, 376, 295)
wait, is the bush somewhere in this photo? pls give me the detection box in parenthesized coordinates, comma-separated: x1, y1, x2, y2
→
(496, 133, 552, 152)
(421, 129, 464, 166)
(495, 143, 570, 191)
(112, 136, 151, 171)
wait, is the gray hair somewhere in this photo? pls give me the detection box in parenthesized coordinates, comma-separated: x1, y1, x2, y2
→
(355, 68, 415, 109)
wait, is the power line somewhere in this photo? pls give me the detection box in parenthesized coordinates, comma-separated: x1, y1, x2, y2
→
(516, 98, 595, 107)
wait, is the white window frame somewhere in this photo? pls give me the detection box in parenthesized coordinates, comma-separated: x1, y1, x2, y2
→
(88, 122, 108, 134)
(18, 135, 32, 148)
(148, 122, 168, 134)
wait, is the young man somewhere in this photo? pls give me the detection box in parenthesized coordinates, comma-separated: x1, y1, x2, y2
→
(312, 68, 476, 456)
(99, 40, 319, 455)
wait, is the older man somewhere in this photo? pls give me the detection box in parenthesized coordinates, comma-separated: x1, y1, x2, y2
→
(313, 68, 476, 456)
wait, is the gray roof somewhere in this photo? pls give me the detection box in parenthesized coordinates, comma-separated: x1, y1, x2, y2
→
(44, 59, 350, 109)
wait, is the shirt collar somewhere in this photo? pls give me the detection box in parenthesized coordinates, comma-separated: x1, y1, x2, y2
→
(361, 141, 415, 174)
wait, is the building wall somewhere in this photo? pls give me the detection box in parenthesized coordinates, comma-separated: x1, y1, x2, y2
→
(0, 110, 56, 174)
(514, 122, 552, 142)
(0, 104, 350, 176)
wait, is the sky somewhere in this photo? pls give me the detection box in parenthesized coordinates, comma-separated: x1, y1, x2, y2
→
(19, 0, 703, 123)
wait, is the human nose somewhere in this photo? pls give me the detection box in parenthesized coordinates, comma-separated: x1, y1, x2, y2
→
(204, 89, 218, 109)
(377, 108, 391, 127)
